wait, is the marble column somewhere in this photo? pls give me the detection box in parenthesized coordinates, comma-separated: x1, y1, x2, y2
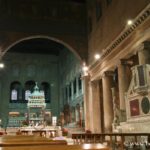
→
(90, 80, 102, 133)
(82, 75, 90, 130)
(138, 41, 150, 65)
(118, 59, 131, 111)
(102, 71, 114, 133)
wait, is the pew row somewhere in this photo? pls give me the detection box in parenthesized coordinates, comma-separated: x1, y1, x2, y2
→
(0, 144, 110, 150)
(0, 135, 67, 146)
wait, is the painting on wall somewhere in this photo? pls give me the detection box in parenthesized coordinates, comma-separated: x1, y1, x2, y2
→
(130, 99, 140, 116)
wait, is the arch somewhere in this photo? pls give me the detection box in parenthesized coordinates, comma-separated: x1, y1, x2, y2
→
(4, 35, 82, 62)
(25, 80, 36, 92)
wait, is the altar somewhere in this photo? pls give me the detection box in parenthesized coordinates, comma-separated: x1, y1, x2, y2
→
(7, 83, 61, 137)
(20, 126, 61, 138)
(20, 83, 61, 137)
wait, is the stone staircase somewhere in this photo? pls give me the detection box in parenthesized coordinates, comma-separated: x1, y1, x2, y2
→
(63, 122, 85, 137)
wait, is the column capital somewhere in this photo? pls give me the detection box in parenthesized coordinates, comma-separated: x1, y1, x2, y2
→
(102, 71, 114, 77)
(138, 41, 150, 52)
(119, 59, 133, 66)
(81, 74, 90, 80)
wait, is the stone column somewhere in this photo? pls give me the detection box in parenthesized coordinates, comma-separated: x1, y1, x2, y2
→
(90, 80, 102, 133)
(70, 107, 74, 123)
(80, 105, 83, 127)
(67, 85, 70, 103)
(71, 81, 74, 101)
(82, 75, 90, 130)
(138, 41, 150, 65)
(102, 71, 114, 133)
(76, 76, 79, 96)
(75, 106, 79, 123)
(118, 59, 131, 111)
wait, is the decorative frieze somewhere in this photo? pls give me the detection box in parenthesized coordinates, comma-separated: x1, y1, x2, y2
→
(102, 5, 150, 59)
(89, 4, 150, 79)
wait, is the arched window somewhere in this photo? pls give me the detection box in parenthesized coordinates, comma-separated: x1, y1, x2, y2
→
(41, 82, 50, 103)
(25, 90, 31, 101)
(11, 89, 17, 100)
(24, 80, 35, 101)
(10, 81, 22, 102)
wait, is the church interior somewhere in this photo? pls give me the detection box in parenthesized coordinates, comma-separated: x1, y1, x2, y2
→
(0, 0, 150, 149)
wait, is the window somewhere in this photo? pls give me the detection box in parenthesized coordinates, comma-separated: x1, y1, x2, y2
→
(11, 90, 17, 100)
(10, 81, 22, 102)
(41, 82, 50, 103)
(24, 80, 35, 102)
(25, 90, 31, 101)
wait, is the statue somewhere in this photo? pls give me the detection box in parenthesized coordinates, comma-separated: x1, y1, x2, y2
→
(111, 87, 120, 130)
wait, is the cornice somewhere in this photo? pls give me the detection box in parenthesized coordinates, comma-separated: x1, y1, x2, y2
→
(89, 3, 150, 81)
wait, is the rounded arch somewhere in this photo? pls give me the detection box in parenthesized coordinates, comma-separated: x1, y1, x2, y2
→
(4, 35, 82, 62)
(25, 80, 36, 92)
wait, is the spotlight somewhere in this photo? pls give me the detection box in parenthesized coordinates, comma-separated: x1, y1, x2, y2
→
(127, 20, 133, 25)
(94, 54, 100, 60)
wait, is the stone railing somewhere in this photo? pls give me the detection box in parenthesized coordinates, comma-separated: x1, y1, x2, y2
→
(72, 133, 150, 149)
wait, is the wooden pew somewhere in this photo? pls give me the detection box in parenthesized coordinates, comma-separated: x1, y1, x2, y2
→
(0, 135, 67, 146)
(0, 144, 110, 150)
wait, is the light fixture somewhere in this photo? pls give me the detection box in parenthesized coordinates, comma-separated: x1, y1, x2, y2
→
(0, 62, 4, 68)
(127, 20, 133, 25)
(94, 54, 100, 60)
(82, 65, 88, 72)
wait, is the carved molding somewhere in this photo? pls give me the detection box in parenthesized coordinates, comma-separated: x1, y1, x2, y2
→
(119, 59, 133, 66)
(89, 4, 150, 81)
(102, 71, 114, 77)
(138, 41, 150, 52)
(101, 5, 150, 59)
